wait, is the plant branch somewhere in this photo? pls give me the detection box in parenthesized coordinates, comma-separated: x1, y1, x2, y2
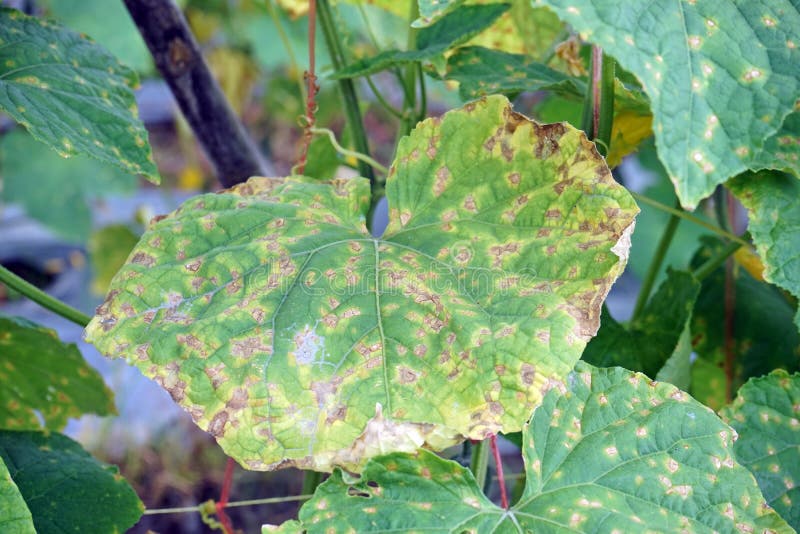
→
(316, 0, 377, 190)
(124, 0, 269, 188)
(0, 265, 91, 327)
(631, 199, 681, 321)
(631, 193, 750, 246)
(723, 191, 737, 403)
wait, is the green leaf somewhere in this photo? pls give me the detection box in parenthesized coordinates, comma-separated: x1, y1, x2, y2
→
(88, 224, 141, 295)
(750, 111, 800, 178)
(582, 269, 701, 382)
(0, 7, 159, 182)
(0, 316, 115, 431)
(690, 238, 800, 411)
(270, 363, 792, 533)
(535, 0, 800, 209)
(0, 430, 143, 533)
(445, 46, 584, 100)
(720, 370, 800, 530)
(0, 130, 139, 243)
(728, 171, 800, 330)
(331, 4, 510, 79)
(85, 95, 638, 472)
(466, 2, 564, 59)
(0, 455, 35, 534)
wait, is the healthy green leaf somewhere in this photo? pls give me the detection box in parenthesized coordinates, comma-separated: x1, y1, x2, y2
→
(691, 238, 800, 411)
(269, 363, 792, 533)
(0, 316, 115, 431)
(86, 95, 638, 472)
(582, 269, 700, 382)
(0, 430, 143, 533)
(445, 46, 584, 100)
(0, 7, 159, 182)
(728, 171, 800, 330)
(535, 0, 800, 209)
(0, 131, 139, 243)
(0, 455, 34, 534)
(331, 4, 510, 79)
(721, 370, 800, 530)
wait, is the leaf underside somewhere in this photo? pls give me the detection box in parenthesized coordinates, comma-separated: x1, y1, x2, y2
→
(270, 363, 793, 533)
(86, 95, 637, 472)
(0, 7, 159, 182)
(536, 0, 800, 209)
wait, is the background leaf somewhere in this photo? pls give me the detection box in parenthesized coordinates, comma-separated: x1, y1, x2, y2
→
(728, 171, 800, 331)
(0, 131, 139, 243)
(0, 316, 115, 431)
(720, 370, 800, 530)
(0, 455, 34, 534)
(0, 8, 159, 182)
(0, 430, 143, 534)
(88, 224, 141, 295)
(271, 363, 792, 532)
(535, 0, 800, 209)
(86, 96, 637, 472)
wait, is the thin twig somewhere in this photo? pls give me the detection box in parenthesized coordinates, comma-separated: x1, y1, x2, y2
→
(308, 127, 389, 175)
(143, 495, 313, 515)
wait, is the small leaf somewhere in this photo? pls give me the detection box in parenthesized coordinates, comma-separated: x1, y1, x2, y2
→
(0, 7, 159, 182)
(535, 0, 800, 209)
(0, 316, 116, 431)
(0, 455, 35, 534)
(86, 95, 638, 472)
(728, 171, 800, 331)
(445, 46, 584, 100)
(331, 4, 510, 79)
(0, 430, 143, 533)
(582, 269, 700, 382)
(690, 238, 800, 410)
(720, 370, 800, 530)
(0, 130, 139, 243)
(271, 363, 792, 533)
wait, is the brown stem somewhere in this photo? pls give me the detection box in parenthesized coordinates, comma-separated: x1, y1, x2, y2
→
(723, 192, 737, 403)
(295, 0, 318, 175)
(124, 0, 269, 188)
(489, 435, 509, 509)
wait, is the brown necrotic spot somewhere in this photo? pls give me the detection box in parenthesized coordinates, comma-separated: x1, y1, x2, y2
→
(204, 363, 228, 389)
(208, 411, 229, 437)
(131, 252, 155, 267)
(397, 366, 421, 384)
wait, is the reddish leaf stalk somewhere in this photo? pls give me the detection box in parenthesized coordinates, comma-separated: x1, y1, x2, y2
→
(296, 0, 319, 175)
(591, 45, 603, 140)
(723, 193, 737, 403)
(215, 457, 236, 534)
(489, 435, 509, 509)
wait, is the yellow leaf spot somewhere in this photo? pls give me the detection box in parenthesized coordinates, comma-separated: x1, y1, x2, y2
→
(688, 36, 702, 49)
(743, 68, 763, 82)
(763, 16, 776, 27)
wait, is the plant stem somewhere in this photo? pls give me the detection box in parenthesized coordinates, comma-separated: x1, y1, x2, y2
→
(309, 127, 389, 175)
(470, 439, 490, 492)
(263, 0, 306, 104)
(295, 0, 319, 175)
(416, 62, 427, 124)
(124, 0, 270, 186)
(631, 200, 681, 321)
(723, 191, 738, 404)
(400, 0, 420, 137)
(489, 435, 509, 509)
(580, 46, 615, 157)
(215, 458, 235, 534)
(143, 495, 313, 515)
(691, 240, 743, 282)
(631, 192, 749, 246)
(316, 0, 377, 190)
(0, 265, 91, 327)
(366, 76, 405, 119)
(302, 470, 323, 496)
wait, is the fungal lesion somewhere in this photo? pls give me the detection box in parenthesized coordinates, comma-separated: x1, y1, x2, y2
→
(291, 324, 329, 367)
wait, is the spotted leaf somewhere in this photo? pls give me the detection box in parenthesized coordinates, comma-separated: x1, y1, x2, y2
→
(0, 316, 115, 431)
(535, 0, 800, 209)
(721, 370, 800, 530)
(0, 7, 158, 182)
(728, 171, 800, 331)
(85, 95, 637, 472)
(0, 454, 34, 534)
(268, 363, 792, 533)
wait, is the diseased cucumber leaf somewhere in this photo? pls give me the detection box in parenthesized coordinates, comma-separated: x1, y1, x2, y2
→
(582, 269, 700, 384)
(0, 430, 143, 534)
(721, 370, 800, 530)
(331, 4, 510, 79)
(88, 224, 141, 295)
(85, 95, 638, 472)
(0, 130, 139, 243)
(268, 363, 792, 533)
(535, 0, 800, 209)
(728, 171, 800, 331)
(0, 7, 159, 182)
(690, 238, 800, 411)
(0, 454, 34, 534)
(750, 111, 800, 178)
(0, 316, 115, 431)
(465, 2, 563, 59)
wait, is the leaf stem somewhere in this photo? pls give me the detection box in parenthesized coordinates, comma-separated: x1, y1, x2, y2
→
(0, 265, 91, 327)
(214, 457, 235, 534)
(631, 199, 681, 321)
(400, 0, 420, 137)
(302, 470, 323, 496)
(470, 439, 490, 492)
(316, 0, 377, 189)
(143, 495, 313, 515)
(365, 76, 405, 119)
(691, 240, 743, 283)
(308, 127, 389, 175)
(580, 46, 615, 157)
(723, 191, 738, 404)
(489, 435, 509, 509)
(631, 192, 749, 246)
